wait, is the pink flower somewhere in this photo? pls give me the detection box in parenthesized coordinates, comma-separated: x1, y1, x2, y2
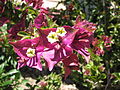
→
(34, 12, 47, 28)
(62, 54, 80, 79)
(70, 18, 96, 63)
(39, 26, 74, 71)
(70, 30, 93, 63)
(10, 37, 44, 71)
(75, 16, 96, 32)
(92, 38, 105, 56)
(102, 35, 112, 50)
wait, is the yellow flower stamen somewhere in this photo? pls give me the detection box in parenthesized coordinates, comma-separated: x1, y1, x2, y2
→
(47, 31, 59, 43)
(26, 48, 36, 58)
(56, 27, 67, 37)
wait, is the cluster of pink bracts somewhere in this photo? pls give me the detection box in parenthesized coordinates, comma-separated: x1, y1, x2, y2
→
(9, 16, 96, 78)
(0, 0, 111, 78)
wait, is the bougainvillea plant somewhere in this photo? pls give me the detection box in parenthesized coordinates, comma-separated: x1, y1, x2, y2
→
(0, 0, 112, 79)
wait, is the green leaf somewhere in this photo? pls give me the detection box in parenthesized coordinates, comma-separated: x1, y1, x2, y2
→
(1, 80, 12, 86)
(0, 64, 5, 74)
(98, 73, 106, 79)
(17, 31, 30, 37)
(21, 79, 29, 84)
(6, 69, 19, 76)
(15, 87, 24, 90)
(21, 36, 32, 40)
(113, 73, 120, 80)
(0, 61, 7, 74)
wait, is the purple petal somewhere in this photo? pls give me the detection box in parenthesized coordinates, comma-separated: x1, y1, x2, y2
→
(77, 48, 90, 63)
(10, 37, 44, 58)
(62, 30, 78, 45)
(26, 52, 42, 71)
(17, 58, 27, 69)
(34, 13, 47, 28)
(42, 49, 57, 71)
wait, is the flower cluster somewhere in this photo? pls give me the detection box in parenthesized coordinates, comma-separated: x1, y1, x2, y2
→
(1, 0, 111, 78)
(9, 16, 96, 78)
(92, 35, 112, 56)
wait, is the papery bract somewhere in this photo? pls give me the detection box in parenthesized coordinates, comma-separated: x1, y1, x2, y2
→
(75, 16, 96, 32)
(10, 37, 44, 71)
(42, 45, 72, 71)
(92, 38, 105, 56)
(62, 54, 80, 79)
(102, 35, 112, 50)
(40, 8, 54, 19)
(70, 29, 93, 63)
(39, 26, 74, 71)
(70, 18, 96, 63)
(34, 12, 47, 28)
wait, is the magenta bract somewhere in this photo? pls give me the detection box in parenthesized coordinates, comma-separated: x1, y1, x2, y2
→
(69, 19, 96, 63)
(42, 44, 72, 71)
(10, 37, 44, 71)
(62, 54, 80, 79)
(70, 30, 93, 63)
(34, 13, 47, 28)
(40, 27, 73, 71)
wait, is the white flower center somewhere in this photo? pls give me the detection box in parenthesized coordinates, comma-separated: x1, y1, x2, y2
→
(26, 48, 36, 58)
(47, 27, 67, 43)
(56, 27, 67, 37)
(47, 31, 59, 43)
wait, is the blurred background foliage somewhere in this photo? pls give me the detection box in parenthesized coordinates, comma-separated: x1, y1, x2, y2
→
(0, 0, 120, 89)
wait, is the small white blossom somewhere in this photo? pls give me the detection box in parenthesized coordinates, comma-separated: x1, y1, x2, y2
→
(56, 27, 67, 37)
(26, 48, 36, 58)
(47, 31, 59, 43)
